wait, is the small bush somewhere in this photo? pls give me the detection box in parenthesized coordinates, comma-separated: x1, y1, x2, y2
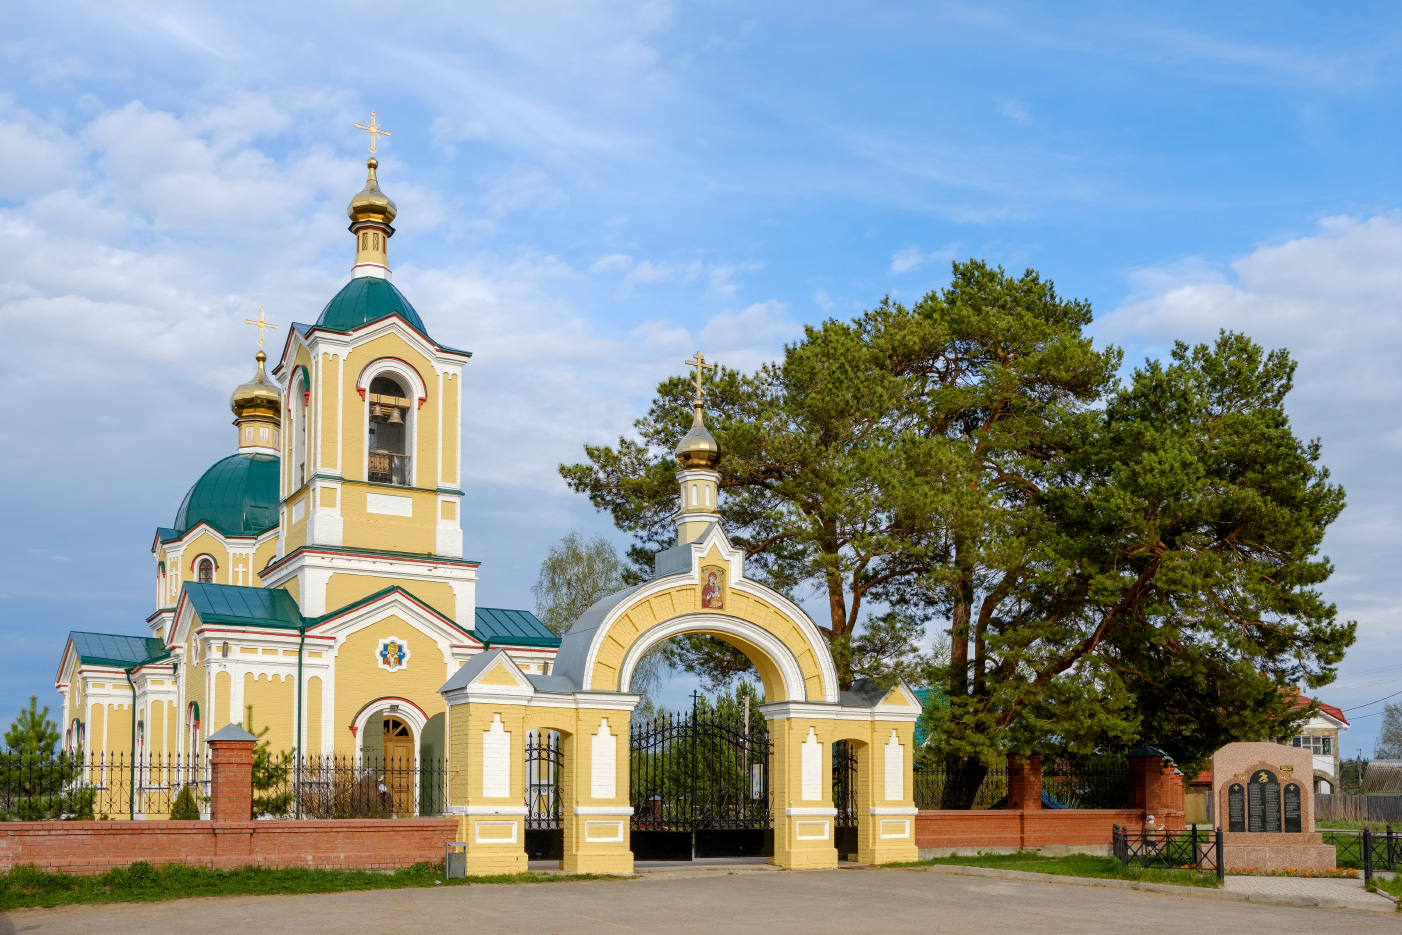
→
(170, 785, 201, 820)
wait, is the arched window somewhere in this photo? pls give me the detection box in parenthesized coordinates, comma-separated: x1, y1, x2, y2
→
(367, 375, 411, 486)
(291, 372, 308, 488)
(197, 558, 215, 583)
(186, 702, 200, 762)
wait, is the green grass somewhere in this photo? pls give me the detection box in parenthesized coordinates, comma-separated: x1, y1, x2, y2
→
(886, 851, 1220, 888)
(0, 861, 622, 911)
(1368, 874, 1402, 900)
(1319, 819, 1398, 832)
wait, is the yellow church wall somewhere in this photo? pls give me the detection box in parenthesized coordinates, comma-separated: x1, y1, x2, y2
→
(86, 705, 104, 783)
(318, 352, 340, 472)
(242, 672, 295, 754)
(439, 372, 458, 487)
(332, 614, 449, 755)
(253, 538, 279, 584)
(213, 671, 231, 734)
(284, 493, 309, 554)
(587, 583, 823, 701)
(178, 532, 230, 584)
(184, 652, 206, 752)
(307, 676, 323, 755)
(337, 483, 438, 554)
(281, 577, 300, 604)
(324, 573, 456, 618)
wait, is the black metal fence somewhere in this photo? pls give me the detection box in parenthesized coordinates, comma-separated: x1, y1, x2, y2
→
(1112, 825, 1224, 881)
(524, 731, 563, 859)
(1042, 758, 1130, 809)
(1327, 827, 1399, 881)
(257, 755, 449, 819)
(913, 766, 1009, 810)
(0, 753, 209, 821)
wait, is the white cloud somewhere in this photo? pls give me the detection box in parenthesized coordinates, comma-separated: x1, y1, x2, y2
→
(890, 242, 959, 274)
(996, 97, 1030, 125)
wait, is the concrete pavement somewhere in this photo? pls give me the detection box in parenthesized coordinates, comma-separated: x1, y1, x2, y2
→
(3, 867, 1396, 935)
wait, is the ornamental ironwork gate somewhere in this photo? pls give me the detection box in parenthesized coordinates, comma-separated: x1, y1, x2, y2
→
(524, 730, 563, 860)
(833, 740, 858, 858)
(630, 695, 772, 860)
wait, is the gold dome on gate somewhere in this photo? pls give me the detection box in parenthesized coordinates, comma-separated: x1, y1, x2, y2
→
(348, 157, 398, 226)
(674, 404, 720, 469)
(230, 351, 281, 419)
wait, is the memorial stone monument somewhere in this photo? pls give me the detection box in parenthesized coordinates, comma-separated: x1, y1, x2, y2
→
(1211, 741, 1335, 870)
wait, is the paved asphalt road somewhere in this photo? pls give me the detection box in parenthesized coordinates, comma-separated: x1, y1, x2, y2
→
(2, 869, 1395, 935)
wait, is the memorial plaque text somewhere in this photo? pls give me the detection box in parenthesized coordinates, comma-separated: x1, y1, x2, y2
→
(1248, 769, 1280, 833)
(1283, 783, 1302, 834)
(1227, 783, 1245, 833)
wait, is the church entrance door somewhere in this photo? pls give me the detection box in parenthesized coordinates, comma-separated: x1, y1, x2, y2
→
(382, 716, 415, 814)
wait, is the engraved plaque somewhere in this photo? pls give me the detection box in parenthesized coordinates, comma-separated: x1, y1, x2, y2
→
(1247, 769, 1280, 833)
(1283, 783, 1302, 834)
(1227, 783, 1246, 833)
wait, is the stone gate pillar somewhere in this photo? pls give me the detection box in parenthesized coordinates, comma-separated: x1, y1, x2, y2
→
(768, 716, 839, 869)
(441, 652, 532, 874)
(558, 709, 634, 874)
(854, 722, 919, 865)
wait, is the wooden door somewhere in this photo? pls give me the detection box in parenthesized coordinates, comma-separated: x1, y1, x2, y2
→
(382, 716, 415, 815)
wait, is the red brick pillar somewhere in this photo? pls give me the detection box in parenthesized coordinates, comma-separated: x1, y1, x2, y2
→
(1127, 744, 1186, 830)
(1006, 754, 1043, 810)
(206, 723, 258, 823)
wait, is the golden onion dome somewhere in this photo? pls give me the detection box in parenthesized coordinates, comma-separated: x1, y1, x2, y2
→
(674, 403, 720, 469)
(347, 157, 397, 225)
(230, 351, 281, 420)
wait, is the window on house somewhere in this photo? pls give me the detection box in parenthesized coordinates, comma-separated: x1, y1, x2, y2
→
(197, 558, 215, 583)
(1293, 735, 1332, 755)
(367, 375, 411, 486)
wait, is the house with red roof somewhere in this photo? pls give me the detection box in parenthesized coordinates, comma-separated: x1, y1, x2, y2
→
(1288, 691, 1350, 793)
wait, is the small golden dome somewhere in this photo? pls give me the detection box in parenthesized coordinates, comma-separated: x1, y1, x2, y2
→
(230, 351, 281, 420)
(347, 157, 397, 225)
(675, 403, 720, 469)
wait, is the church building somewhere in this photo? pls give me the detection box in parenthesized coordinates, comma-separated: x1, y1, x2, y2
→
(53, 150, 560, 812)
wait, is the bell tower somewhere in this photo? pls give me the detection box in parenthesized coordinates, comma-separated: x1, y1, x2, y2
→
(262, 114, 477, 625)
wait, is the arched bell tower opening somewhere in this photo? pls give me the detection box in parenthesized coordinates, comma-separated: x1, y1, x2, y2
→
(367, 374, 412, 486)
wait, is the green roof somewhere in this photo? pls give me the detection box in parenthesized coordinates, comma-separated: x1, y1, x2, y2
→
(173, 453, 280, 537)
(475, 607, 560, 647)
(69, 632, 169, 669)
(184, 582, 303, 628)
(179, 583, 558, 650)
(913, 688, 943, 747)
(315, 277, 428, 337)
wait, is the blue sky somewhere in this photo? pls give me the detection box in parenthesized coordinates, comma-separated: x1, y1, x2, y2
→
(1, 1, 1399, 757)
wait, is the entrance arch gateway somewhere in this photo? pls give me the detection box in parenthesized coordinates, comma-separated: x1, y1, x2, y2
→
(438, 357, 922, 874)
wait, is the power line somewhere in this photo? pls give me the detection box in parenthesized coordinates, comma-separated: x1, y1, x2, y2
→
(1343, 687, 1402, 713)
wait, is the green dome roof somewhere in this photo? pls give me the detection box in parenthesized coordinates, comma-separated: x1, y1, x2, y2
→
(174, 453, 280, 537)
(315, 278, 428, 336)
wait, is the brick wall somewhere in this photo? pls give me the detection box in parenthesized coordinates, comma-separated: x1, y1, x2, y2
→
(915, 809, 1145, 853)
(0, 819, 459, 875)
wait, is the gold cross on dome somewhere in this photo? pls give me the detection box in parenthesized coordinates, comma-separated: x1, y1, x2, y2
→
(354, 111, 391, 154)
(244, 307, 279, 348)
(685, 351, 718, 405)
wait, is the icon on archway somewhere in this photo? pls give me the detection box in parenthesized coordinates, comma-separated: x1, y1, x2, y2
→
(701, 565, 726, 609)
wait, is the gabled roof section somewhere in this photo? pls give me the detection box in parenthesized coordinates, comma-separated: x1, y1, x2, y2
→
(475, 607, 561, 648)
(68, 631, 170, 669)
(183, 582, 303, 629)
(1294, 691, 1350, 729)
